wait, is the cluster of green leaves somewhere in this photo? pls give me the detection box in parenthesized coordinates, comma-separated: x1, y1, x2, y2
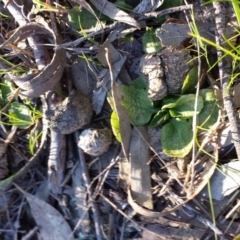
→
(111, 73, 219, 158)
(0, 79, 42, 129)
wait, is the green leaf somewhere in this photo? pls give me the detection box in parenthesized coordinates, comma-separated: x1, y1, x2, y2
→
(150, 110, 170, 127)
(0, 79, 14, 106)
(159, 0, 183, 9)
(120, 85, 157, 125)
(181, 65, 199, 94)
(161, 118, 193, 157)
(142, 27, 162, 53)
(163, 94, 203, 118)
(198, 89, 219, 129)
(114, 0, 133, 12)
(68, 6, 105, 30)
(8, 102, 33, 129)
(161, 96, 180, 106)
(110, 110, 122, 142)
(129, 76, 147, 89)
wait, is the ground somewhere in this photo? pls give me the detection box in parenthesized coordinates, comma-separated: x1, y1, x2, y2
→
(0, 0, 239, 240)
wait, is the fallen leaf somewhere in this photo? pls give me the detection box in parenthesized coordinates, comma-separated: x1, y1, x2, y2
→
(23, 191, 73, 240)
(201, 161, 240, 201)
(129, 126, 153, 209)
(90, 0, 140, 28)
(71, 58, 97, 97)
(6, 23, 66, 98)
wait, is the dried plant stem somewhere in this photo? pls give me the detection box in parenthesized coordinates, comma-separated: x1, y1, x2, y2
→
(213, 2, 240, 160)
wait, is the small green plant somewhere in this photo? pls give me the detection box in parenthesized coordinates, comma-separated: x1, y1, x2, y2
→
(29, 130, 42, 155)
(142, 27, 162, 54)
(110, 76, 219, 158)
(0, 80, 42, 129)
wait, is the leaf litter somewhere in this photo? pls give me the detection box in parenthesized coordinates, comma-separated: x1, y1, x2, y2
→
(0, 0, 239, 240)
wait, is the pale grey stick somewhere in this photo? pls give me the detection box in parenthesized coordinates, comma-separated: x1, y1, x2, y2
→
(213, 1, 240, 160)
(74, 132, 104, 240)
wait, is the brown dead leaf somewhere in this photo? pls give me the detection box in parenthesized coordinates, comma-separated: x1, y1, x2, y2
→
(15, 185, 73, 240)
(5, 23, 66, 98)
(129, 126, 153, 209)
(90, 0, 140, 29)
(72, 162, 90, 234)
(71, 58, 98, 98)
(93, 41, 128, 114)
(97, 41, 132, 181)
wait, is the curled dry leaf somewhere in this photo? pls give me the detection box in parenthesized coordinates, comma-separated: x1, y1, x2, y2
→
(78, 127, 112, 156)
(45, 90, 93, 134)
(3, 23, 66, 98)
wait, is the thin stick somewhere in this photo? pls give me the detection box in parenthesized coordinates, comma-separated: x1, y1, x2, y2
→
(140, 4, 192, 20)
(74, 132, 103, 240)
(56, 22, 117, 50)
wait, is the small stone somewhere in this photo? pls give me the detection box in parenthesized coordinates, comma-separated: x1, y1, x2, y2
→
(46, 90, 93, 134)
(78, 128, 112, 156)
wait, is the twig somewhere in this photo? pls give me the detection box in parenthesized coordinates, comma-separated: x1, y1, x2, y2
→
(213, 2, 240, 160)
(56, 22, 117, 50)
(21, 227, 39, 240)
(139, 4, 193, 20)
(73, 132, 104, 240)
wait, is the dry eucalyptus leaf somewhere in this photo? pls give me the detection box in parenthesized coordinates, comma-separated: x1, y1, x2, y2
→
(25, 192, 73, 240)
(201, 161, 240, 201)
(5, 23, 66, 98)
(97, 41, 132, 160)
(140, 53, 167, 101)
(71, 162, 90, 233)
(46, 90, 93, 134)
(71, 58, 97, 98)
(90, 0, 140, 29)
(130, 126, 153, 209)
(78, 127, 112, 156)
(93, 41, 128, 114)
